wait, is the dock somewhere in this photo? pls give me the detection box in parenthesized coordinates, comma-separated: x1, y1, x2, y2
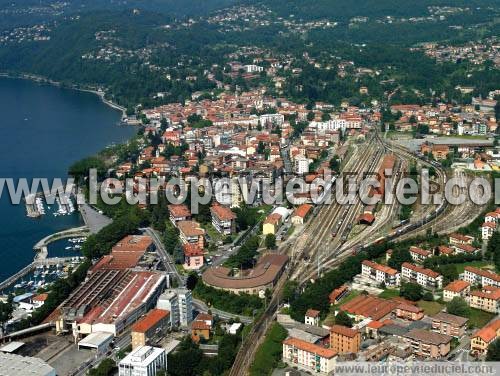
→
(0, 257, 75, 292)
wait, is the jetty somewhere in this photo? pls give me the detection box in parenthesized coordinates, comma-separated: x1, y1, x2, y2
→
(0, 257, 76, 292)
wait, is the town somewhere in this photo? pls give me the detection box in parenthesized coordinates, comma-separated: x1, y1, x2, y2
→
(0, 0, 499, 376)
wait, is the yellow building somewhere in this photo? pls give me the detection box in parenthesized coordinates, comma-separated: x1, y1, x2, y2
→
(263, 213, 282, 235)
(471, 319, 500, 355)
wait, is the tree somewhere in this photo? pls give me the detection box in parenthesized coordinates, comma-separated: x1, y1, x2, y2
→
(334, 311, 353, 327)
(399, 282, 423, 301)
(186, 273, 199, 290)
(0, 300, 13, 333)
(164, 221, 180, 255)
(88, 358, 116, 376)
(422, 291, 434, 301)
(265, 234, 276, 249)
(387, 248, 412, 270)
(487, 232, 500, 270)
(447, 297, 469, 317)
(487, 339, 500, 361)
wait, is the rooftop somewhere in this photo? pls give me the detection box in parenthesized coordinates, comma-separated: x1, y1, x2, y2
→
(405, 329, 452, 345)
(402, 262, 441, 279)
(432, 312, 468, 326)
(0, 353, 55, 376)
(444, 280, 470, 293)
(283, 337, 337, 359)
(132, 309, 170, 333)
(330, 325, 359, 338)
(210, 204, 236, 221)
(202, 253, 288, 290)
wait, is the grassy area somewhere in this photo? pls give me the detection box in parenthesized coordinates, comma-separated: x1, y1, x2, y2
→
(417, 300, 444, 315)
(453, 261, 493, 274)
(250, 323, 288, 376)
(378, 288, 400, 299)
(467, 308, 496, 329)
(203, 223, 223, 244)
(330, 290, 361, 312)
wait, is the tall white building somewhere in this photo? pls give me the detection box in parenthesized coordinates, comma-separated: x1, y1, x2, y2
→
(156, 288, 193, 328)
(294, 155, 310, 175)
(118, 346, 166, 376)
(157, 290, 179, 327)
(177, 288, 193, 327)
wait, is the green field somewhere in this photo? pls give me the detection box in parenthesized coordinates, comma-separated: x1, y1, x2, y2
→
(453, 261, 493, 274)
(466, 308, 496, 329)
(378, 289, 400, 299)
(417, 300, 444, 315)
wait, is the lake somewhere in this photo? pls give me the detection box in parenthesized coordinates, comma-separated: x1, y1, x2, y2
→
(0, 77, 136, 282)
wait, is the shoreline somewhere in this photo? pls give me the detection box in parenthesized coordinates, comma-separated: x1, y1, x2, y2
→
(0, 72, 128, 118)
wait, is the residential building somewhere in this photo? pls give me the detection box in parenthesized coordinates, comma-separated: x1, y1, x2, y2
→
(177, 288, 193, 327)
(282, 337, 337, 374)
(156, 288, 193, 328)
(183, 244, 204, 270)
(177, 220, 205, 248)
(482, 222, 496, 241)
(467, 286, 500, 313)
(191, 313, 213, 343)
(401, 262, 443, 289)
(118, 346, 166, 376)
(305, 309, 320, 326)
(449, 233, 474, 246)
(409, 246, 432, 263)
(443, 280, 471, 302)
(403, 329, 452, 359)
(462, 266, 500, 287)
(361, 260, 400, 286)
(394, 303, 424, 321)
(294, 155, 310, 175)
(157, 291, 179, 328)
(329, 325, 361, 354)
(210, 204, 236, 235)
(470, 319, 500, 355)
(431, 312, 468, 338)
(168, 204, 192, 226)
(131, 309, 170, 350)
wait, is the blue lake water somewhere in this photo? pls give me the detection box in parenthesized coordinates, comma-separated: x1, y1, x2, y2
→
(0, 77, 136, 282)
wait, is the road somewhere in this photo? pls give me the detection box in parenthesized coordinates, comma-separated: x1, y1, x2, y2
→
(143, 227, 186, 287)
(193, 298, 253, 324)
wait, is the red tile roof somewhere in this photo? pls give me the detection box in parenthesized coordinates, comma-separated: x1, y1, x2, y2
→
(402, 262, 441, 279)
(293, 204, 313, 219)
(362, 260, 398, 276)
(210, 204, 236, 221)
(444, 280, 470, 293)
(330, 325, 359, 338)
(306, 309, 320, 318)
(132, 309, 170, 333)
(283, 337, 337, 359)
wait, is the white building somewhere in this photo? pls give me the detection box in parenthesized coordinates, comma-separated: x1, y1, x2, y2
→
(282, 337, 337, 374)
(482, 222, 496, 240)
(361, 260, 400, 286)
(118, 346, 166, 376)
(294, 155, 310, 175)
(158, 288, 193, 328)
(463, 266, 500, 288)
(401, 263, 443, 289)
(0, 353, 55, 376)
(177, 288, 193, 327)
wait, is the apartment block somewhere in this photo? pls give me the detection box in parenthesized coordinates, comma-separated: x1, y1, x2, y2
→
(443, 280, 471, 302)
(462, 266, 500, 288)
(401, 262, 443, 289)
(431, 312, 468, 338)
(282, 337, 337, 374)
(361, 260, 400, 286)
(329, 325, 361, 354)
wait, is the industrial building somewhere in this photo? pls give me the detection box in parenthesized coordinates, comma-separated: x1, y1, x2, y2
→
(0, 353, 56, 376)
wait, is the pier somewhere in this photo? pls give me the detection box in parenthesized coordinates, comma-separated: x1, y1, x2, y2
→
(0, 257, 75, 292)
